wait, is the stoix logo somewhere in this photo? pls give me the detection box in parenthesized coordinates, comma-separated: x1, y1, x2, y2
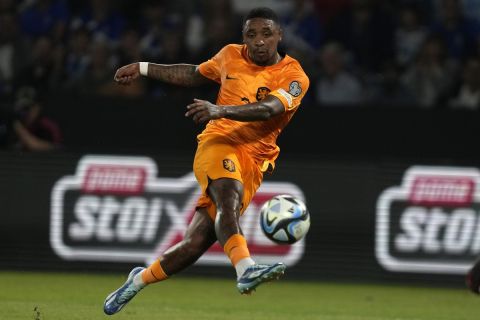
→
(50, 155, 307, 267)
(376, 166, 480, 274)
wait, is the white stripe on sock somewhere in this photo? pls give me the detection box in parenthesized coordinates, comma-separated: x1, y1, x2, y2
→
(236, 257, 256, 279)
(133, 271, 146, 289)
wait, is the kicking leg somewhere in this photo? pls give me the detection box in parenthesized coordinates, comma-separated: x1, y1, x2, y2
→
(208, 178, 285, 294)
(208, 178, 243, 245)
(209, 179, 253, 274)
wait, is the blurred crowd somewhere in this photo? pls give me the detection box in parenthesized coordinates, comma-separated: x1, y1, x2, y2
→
(1, 0, 480, 110)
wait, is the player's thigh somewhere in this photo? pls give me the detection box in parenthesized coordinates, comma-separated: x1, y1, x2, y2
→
(193, 140, 244, 196)
(205, 150, 263, 216)
(193, 139, 263, 217)
(237, 152, 264, 215)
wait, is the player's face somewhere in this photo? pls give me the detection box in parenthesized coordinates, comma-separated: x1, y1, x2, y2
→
(243, 18, 282, 66)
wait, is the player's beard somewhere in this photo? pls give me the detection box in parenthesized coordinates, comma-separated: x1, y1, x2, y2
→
(251, 49, 274, 66)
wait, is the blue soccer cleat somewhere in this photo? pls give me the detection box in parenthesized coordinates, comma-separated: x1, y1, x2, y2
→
(104, 267, 145, 315)
(237, 263, 286, 294)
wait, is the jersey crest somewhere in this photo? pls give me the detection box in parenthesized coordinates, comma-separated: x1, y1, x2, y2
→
(223, 159, 236, 172)
(256, 87, 271, 101)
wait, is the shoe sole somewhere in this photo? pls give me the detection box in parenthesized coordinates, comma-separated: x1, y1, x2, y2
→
(104, 267, 145, 315)
(238, 264, 286, 295)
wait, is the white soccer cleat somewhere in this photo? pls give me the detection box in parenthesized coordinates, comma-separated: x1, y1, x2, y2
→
(237, 263, 286, 294)
(103, 267, 145, 315)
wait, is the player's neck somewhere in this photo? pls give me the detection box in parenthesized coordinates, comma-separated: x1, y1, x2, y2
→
(274, 52, 282, 64)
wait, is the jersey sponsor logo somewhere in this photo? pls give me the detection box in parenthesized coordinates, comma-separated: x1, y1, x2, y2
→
(50, 155, 307, 267)
(376, 166, 480, 274)
(288, 81, 302, 97)
(256, 87, 271, 101)
(223, 159, 236, 172)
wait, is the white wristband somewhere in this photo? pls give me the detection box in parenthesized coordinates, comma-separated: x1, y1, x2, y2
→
(139, 62, 149, 76)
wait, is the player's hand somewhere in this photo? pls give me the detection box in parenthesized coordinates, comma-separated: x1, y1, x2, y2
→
(185, 99, 225, 124)
(114, 63, 141, 85)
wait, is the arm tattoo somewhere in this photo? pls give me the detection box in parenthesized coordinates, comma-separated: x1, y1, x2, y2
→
(147, 63, 208, 87)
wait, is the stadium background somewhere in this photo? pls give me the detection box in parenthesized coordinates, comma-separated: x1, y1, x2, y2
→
(1, 0, 480, 290)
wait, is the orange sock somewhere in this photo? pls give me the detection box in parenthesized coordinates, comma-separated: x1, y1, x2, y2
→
(141, 260, 168, 284)
(223, 234, 251, 266)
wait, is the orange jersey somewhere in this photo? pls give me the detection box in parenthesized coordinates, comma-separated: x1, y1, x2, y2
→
(198, 44, 309, 171)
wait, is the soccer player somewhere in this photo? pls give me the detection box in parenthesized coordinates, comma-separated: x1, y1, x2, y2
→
(103, 7, 309, 315)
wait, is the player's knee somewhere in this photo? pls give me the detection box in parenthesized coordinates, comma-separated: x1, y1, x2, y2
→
(208, 178, 243, 213)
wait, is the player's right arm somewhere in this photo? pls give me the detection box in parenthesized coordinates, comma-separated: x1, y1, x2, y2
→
(114, 62, 211, 87)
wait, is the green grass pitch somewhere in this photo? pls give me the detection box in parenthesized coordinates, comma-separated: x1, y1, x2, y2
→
(1, 270, 479, 320)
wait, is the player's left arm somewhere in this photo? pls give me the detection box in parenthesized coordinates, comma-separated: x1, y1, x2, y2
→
(185, 95, 284, 123)
(185, 69, 309, 123)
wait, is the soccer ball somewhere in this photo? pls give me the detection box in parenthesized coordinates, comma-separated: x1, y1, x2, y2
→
(259, 195, 310, 244)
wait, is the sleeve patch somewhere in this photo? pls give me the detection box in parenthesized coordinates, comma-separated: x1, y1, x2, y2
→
(288, 81, 302, 97)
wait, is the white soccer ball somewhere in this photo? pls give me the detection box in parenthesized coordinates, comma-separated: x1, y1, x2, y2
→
(259, 194, 310, 244)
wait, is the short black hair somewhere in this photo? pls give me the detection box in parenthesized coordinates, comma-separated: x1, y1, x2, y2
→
(243, 7, 280, 26)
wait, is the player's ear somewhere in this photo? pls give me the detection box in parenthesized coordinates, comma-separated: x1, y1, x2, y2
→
(241, 23, 248, 43)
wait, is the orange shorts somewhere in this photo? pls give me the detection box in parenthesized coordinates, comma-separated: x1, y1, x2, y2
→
(193, 137, 263, 220)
